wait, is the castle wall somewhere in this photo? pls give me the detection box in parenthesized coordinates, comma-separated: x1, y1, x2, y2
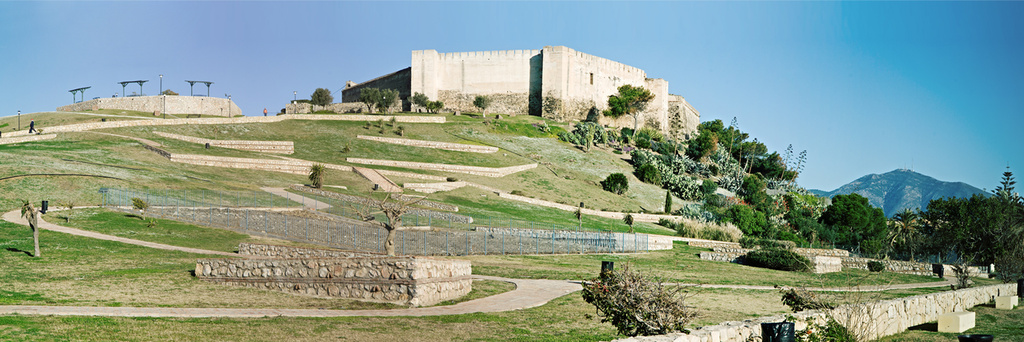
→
(57, 96, 241, 117)
(542, 46, 653, 123)
(411, 49, 540, 115)
(340, 67, 412, 111)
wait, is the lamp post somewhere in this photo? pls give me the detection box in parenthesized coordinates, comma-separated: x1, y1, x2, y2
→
(226, 94, 231, 117)
(17, 110, 20, 130)
(159, 74, 163, 95)
(293, 91, 297, 101)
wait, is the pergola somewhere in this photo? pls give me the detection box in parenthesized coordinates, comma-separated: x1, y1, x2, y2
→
(118, 80, 148, 97)
(185, 80, 214, 96)
(68, 86, 91, 103)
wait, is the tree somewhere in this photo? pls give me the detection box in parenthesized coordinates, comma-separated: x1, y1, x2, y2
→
(412, 92, 430, 108)
(623, 212, 635, 233)
(887, 208, 921, 260)
(425, 100, 444, 114)
(20, 201, 40, 257)
(352, 192, 425, 256)
(819, 193, 887, 255)
(600, 173, 629, 195)
(994, 166, 1018, 202)
(310, 88, 334, 108)
(473, 95, 492, 116)
(581, 266, 698, 337)
(604, 85, 655, 135)
(359, 88, 381, 113)
(161, 89, 178, 96)
(309, 163, 326, 189)
(376, 89, 399, 114)
(664, 190, 673, 214)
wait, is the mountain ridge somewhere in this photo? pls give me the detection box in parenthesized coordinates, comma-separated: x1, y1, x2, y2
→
(809, 169, 988, 217)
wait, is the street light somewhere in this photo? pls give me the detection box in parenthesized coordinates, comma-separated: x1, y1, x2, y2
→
(293, 91, 297, 101)
(159, 74, 163, 95)
(17, 110, 20, 130)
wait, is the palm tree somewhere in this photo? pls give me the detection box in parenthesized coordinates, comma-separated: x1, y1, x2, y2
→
(888, 208, 920, 261)
(308, 163, 326, 189)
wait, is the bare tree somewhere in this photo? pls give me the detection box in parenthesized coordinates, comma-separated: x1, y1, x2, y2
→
(20, 201, 40, 257)
(352, 192, 425, 256)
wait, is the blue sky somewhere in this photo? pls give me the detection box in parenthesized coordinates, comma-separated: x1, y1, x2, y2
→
(1, 1, 1021, 193)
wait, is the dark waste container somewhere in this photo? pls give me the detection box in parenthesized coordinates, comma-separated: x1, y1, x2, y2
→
(600, 261, 614, 279)
(1018, 279, 1023, 299)
(205, 142, 211, 149)
(934, 264, 945, 278)
(761, 322, 795, 342)
(958, 334, 994, 342)
(41, 200, 48, 214)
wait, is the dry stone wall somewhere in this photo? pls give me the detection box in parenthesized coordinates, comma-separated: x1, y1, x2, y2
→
(357, 135, 498, 153)
(238, 243, 379, 258)
(616, 283, 1017, 342)
(346, 158, 537, 177)
(153, 132, 294, 154)
(437, 90, 530, 115)
(286, 102, 368, 114)
(404, 181, 469, 194)
(58, 96, 241, 117)
(196, 251, 472, 306)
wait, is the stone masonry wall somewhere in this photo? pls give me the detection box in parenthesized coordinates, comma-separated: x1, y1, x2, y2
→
(195, 253, 472, 306)
(58, 96, 242, 117)
(153, 132, 294, 154)
(285, 102, 368, 114)
(346, 157, 537, 177)
(356, 135, 498, 153)
(341, 67, 413, 109)
(237, 243, 379, 258)
(3, 114, 443, 138)
(616, 283, 1017, 342)
(437, 90, 530, 116)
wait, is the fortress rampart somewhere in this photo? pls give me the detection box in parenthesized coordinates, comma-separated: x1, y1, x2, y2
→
(58, 96, 241, 117)
(340, 46, 700, 139)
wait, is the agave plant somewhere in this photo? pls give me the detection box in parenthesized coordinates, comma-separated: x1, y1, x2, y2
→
(309, 163, 327, 189)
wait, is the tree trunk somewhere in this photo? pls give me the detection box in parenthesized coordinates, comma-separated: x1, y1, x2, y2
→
(33, 225, 40, 258)
(384, 227, 397, 256)
(29, 211, 40, 258)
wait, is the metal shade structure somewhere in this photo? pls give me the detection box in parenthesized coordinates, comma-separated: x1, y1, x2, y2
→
(118, 80, 148, 97)
(68, 86, 91, 103)
(185, 80, 214, 96)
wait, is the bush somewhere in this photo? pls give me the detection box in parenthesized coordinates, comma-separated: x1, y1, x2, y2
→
(700, 180, 717, 199)
(131, 198, 149, 211)
(867, 260, 886, 272)
(310, 88, 333, 107)
(635, 164, 662, 186)
(600, 173, 629, 195)
(744, 248, 811, 272)
(581, 267, 698, 336)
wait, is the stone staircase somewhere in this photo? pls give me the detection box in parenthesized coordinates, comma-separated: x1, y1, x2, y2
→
(352, 167, 403, 192)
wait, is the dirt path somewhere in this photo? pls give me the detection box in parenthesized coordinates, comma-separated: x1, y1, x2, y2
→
(260, 187, 332, 210)
(1, 209, 240, 258)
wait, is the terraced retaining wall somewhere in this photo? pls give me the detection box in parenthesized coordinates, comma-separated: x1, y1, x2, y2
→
(0, 134, 56, 145)
(357, 135, 498, 153)
(346, 157, 537, 177)
(196, 252, 472, 306)
(153, 132, 294, 154)
(4, 114, 443, 138)
(616, 283, 1017, 342)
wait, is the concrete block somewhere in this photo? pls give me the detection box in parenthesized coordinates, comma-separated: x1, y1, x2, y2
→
(937, 311, 975, 333)
(996, 295, 1018, 310)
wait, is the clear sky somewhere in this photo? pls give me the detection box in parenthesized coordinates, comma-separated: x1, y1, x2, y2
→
(1, 1, 1021, 193)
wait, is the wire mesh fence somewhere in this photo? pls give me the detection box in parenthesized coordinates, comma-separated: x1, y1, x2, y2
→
(100, 188, 651, 256)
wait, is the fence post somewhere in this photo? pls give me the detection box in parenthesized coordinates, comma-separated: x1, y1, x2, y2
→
(423, 231, 427, 256)
(305, 217, 309, 240)
(402, 230, 405, 256)
(501, 231, 504, 255)
(445, 232, 449, 256)
(519, 230, 522, 255)
(484, 231, 487, 255)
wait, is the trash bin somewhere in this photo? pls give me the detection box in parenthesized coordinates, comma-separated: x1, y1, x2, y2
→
(41, 200, 48, 214)
(934, 264, 945, 278)
(958, 334, 994, 342)
(600, 261, 614, 279)
(205, 143, 211, 149)
(1018, 279, 1023, 299)
(761, 322, 795, 342)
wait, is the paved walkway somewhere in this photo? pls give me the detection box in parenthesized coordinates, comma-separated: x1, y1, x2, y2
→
(0, 275, 580, 318)
(260, 187, 332, 210)
(1, 209, 239, 258)
(352, 167, 403, 192)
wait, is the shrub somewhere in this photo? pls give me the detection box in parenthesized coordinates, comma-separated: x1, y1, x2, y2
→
(601, 173, 629, 195)
(867, 260, 886, 272)
(131, 198, 149, 211)
(635, 164, 661, 186)
(310, 88, 333, 107)
(309, 163, 326, 189)
(744, 248, 811, 272)
(700, 180, 717, 199)
(313, 110, 336, 114)
(581, 267, 698, 337)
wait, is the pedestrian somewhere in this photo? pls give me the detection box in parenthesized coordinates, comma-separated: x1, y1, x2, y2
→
(28, 119, 35, 134)
(263, 108, 268, 116)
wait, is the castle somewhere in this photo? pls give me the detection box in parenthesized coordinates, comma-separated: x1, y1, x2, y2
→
(339, 46, 700, 139)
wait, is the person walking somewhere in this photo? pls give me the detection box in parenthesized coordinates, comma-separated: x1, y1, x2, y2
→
(28, 119, 36, 134)
(263, 108, 268, 116)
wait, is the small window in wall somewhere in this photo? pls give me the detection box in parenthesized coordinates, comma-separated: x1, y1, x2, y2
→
(590, 73, 594, 85)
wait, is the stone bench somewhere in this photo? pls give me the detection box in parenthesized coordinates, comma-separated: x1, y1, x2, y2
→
(938, 311, 975, 333)
(996, 295, 1019, 310)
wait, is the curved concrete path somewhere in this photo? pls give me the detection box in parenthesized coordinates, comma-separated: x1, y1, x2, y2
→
(1, 209, 239, 258)
(0, 275, 581, 318)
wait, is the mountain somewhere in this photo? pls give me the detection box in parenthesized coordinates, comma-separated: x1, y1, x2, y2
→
(810, 169, 988, 218)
